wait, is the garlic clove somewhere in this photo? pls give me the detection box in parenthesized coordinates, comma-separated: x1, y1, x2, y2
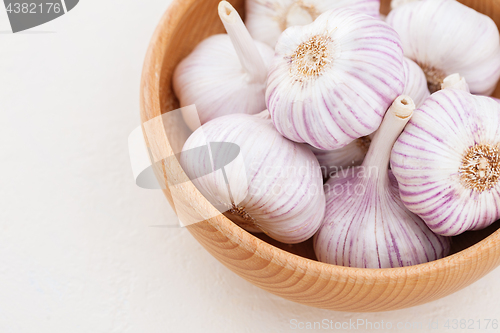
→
(181, 111, 326, 244)
(441, 73, 470, 92)
(386, 0, 500, 95)
(266, 8, 405, 151)
(391, 89, 500, 236)
(245, 0, 381, 48)
(403, 57, 430, 108)
(173, 2, 274, 132)
(314, 96, 450, 268)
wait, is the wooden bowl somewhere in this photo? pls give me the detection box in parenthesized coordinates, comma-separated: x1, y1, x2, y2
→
(140, 0, 500, 311)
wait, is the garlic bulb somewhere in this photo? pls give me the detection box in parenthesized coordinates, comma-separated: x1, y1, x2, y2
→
(173, 1, 274, 131)
(386, 0, 500, 95)
(180, 110, 326, 244)
(245, 0, 381, 48)
(391, 89, 500, 236)
(314, 96, 450, 268)
(403, 57, 430, 107)
(266, 8, 405, 150)
(310, 136, 372, 179)
(310, 57, 428, 177)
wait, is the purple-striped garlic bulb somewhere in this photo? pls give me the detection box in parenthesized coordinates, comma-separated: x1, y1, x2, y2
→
(314, 96, 450, 268)
(245, 0, 381, 48)
(266, 8, 405, 151)
(387, 0, 500, 95)
(391, 87, 500, 236)
(180, 111, 326, 244)
(173, 1, 274, 131)
(306, 56, 426, 180)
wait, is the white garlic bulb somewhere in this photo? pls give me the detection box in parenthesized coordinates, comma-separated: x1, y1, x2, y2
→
(266, 8, 405, 151)
(180, 111, 326, 244)
(245, 0, 381, 48)
(173, 1, 274, 131)
(386, 0, 500, 95)
(391, 89, 500, 236)
(314, 96, 450, 268)
(310, 136, 372, 179)
(403, 57, 430, 107)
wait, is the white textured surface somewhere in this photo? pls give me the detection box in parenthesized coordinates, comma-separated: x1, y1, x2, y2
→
(0, 1, 500, 332)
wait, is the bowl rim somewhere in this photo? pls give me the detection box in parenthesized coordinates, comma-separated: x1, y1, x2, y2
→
(140, 0, 500, 282)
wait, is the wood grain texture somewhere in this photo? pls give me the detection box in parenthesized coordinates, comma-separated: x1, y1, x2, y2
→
(139, 0, 500, 311)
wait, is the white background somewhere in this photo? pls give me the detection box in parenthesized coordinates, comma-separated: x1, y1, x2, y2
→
(1, 1, 499, 332)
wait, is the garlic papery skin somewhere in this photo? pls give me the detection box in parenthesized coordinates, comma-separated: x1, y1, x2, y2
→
(391, 89, 500, 236)
(314, 96, 450, 268)
(180, 111, 326, 244)
(173, 1, 274, 132)
(441, 73, 470, 92)
(310, 136, 373, 180)
(386, 0, 500, 96)
(390, 0, 419, 10)
(245, 0, 380, 48)
(266, 8, 405, 151)
(403, 57, 430, 108)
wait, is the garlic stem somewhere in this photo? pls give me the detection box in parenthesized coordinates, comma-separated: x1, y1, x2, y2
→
(218, 1, 268, 83)
(441, 73, 470, 92)
(363, 96, 415, 182)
